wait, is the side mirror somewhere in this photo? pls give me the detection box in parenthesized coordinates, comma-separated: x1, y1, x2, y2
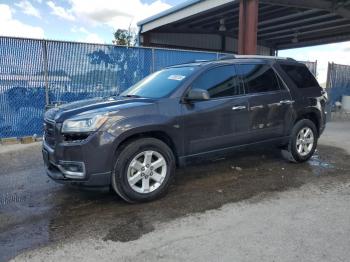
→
(186, 89, 210, 102)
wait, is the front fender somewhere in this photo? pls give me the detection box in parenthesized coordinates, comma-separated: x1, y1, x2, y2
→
(105, 114, 183, 163)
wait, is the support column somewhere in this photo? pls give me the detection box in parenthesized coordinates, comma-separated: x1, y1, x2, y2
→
(141, 33, 151, 47)
(221, 35, 226, 52)
(238, 0, 259, 55)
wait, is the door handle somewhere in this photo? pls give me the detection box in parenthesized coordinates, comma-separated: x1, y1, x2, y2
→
(279, 100, 295, 105)
(250, 105, 264, 110)
(232, 106, 247, 111)
(268, 102, 282, 107)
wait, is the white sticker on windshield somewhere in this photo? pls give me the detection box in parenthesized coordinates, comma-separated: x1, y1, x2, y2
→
(168, 75, 186, 81)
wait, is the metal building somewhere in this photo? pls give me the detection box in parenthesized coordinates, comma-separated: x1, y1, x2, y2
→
(137, 0, 350, 55)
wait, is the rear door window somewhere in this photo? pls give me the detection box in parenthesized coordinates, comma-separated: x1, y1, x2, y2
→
(236, 64, 280, 94)
(280, 64, 319, 89)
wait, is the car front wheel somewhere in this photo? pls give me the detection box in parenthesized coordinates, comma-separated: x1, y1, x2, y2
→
(112, 138, 175, 203)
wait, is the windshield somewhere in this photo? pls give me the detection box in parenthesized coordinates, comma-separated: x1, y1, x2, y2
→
(121, 66, 196, 99)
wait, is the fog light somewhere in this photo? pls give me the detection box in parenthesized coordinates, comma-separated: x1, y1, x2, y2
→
(58, 161, 86, 179)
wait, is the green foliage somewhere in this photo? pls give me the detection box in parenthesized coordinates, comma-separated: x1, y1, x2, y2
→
(113, 29, 137, 46)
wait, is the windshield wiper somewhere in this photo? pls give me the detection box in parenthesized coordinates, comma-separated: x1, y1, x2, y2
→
(122, 94, 142, 98)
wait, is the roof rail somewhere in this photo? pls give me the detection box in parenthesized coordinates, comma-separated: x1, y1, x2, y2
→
(234, 55, 296, 61)
(193, 59, 209, 63)
(218, 54, 236, 60)
(168, 59, 209, 67)
(218, 54, 295, 61)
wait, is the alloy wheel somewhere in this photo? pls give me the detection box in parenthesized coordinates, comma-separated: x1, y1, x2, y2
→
(296, 127, 314, 157)
(127, 150, 167, 194)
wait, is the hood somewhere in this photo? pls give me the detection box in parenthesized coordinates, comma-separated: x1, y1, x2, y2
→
(45, 97, 156, 122)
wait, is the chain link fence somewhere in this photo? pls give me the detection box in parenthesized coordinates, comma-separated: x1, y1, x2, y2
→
(326, 62, 350, 105)
(325, 62, 350, 120)
(0, 36, 317, 139)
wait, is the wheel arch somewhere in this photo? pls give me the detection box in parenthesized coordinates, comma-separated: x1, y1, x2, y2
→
(113, 130, 179, 167)
(294, 109, 321, 137)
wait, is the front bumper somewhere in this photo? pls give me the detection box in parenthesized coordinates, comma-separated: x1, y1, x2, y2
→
(42, 130, 116, 187)
(45, 162, 111, 187)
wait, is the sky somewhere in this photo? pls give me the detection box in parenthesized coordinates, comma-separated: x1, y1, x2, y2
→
(0, 0, 186, 43)
(0, 0, 349, 83)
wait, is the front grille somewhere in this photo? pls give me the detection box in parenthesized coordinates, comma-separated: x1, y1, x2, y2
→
(44, 120, 56, 148)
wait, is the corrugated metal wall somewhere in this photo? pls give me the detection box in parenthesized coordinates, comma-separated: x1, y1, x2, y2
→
(150, 33, 222, 51)
(148, 33, 273, 55)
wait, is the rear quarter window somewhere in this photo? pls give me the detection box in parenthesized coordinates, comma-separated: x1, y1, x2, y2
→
(280, 64, 319, 89)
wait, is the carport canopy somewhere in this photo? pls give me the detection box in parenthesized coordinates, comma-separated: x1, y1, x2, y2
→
(137, 0, 350, 55)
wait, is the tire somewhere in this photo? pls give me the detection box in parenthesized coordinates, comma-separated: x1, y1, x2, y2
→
(283, 119, 318, 163)
(111, 138, 176, 203)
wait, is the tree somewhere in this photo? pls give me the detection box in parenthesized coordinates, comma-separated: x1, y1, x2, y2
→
(113, 28, 137, 46)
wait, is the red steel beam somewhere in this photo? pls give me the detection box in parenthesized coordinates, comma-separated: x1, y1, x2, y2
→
(238, 0, 259, 55)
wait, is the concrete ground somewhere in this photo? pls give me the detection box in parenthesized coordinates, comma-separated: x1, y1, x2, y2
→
(0, 121, 349, 262)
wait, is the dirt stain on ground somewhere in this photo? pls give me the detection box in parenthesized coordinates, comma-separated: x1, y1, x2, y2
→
(1, 145, 350, 260)
(103, 216, 155, 242)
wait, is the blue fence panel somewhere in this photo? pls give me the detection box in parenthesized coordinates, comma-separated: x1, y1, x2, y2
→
(328, 63, 350, 105)
(217, 53, 231, 59)
(46, 42, 153, 103)
(154, 48, 217, 71)
(0, 37, 46, 138)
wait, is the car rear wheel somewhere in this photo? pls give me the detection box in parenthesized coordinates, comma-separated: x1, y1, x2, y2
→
(112, 138, 175, 203)
(282, 119, 318, 163)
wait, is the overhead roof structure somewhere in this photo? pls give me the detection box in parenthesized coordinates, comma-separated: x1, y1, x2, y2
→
(137, 0, 350, 54)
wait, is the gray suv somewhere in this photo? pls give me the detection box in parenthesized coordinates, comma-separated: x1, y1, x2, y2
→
(42, 56, 327, 203)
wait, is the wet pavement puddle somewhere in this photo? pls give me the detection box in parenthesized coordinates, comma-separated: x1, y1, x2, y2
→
(308, 153, 335, 170)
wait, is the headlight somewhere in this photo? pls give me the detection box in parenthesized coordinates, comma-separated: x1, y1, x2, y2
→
(62, 113, 109, 133)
